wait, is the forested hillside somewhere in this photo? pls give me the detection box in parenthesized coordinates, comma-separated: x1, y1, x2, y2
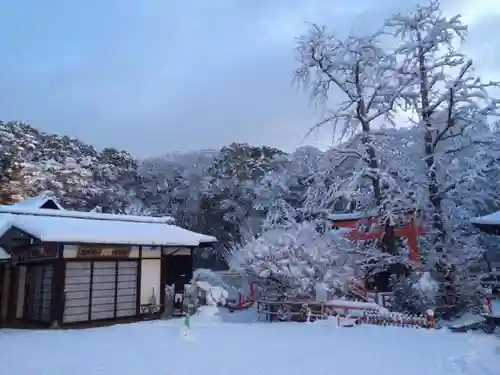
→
(0, 120, 318, 268)
(2, 115, 500, 275)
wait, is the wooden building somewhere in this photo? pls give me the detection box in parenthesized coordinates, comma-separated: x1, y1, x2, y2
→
(0, 193, 216, 327)
(472, 211, 500, 235)
(472, 211, 500, 278)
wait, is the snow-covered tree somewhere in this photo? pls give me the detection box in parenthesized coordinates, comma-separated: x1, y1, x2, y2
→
(387, 0, 500, 253)
(0, 121, 146, 212)
(386, 0, 500, 317)
(295, 24, 414, 257)
(0, 154, 23, 204)
(0, 121, 37, 203)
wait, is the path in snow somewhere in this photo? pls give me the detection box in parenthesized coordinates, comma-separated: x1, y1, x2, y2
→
(0, 307, 499, 375)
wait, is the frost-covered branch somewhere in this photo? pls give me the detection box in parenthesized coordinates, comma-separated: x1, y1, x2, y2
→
(387, 1, 500, 256)
(295, 23, 413, 219)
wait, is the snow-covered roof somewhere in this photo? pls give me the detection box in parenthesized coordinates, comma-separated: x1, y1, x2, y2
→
(8, 191, 66, 211)
(0, 210, 216, 247)
(471, 211, 500, 226)
(0, 206, 175, 225)
(327, 210, 379, 221)
(331, 228, 354, 235)
(0, 247, 10, 261)
(4, 192, 177, 223)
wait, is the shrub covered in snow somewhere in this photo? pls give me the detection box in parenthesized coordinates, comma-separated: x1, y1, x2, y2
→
(231, 217, 360, 299)
(191, 269, 233, 306)
(391, 272, 437, 315)
(391, 268, 488, 319)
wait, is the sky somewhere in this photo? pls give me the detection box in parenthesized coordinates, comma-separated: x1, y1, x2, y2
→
(1, 1, 499, 158)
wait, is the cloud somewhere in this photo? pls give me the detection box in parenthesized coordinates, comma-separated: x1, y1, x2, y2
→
(0, 0, 497, 157)
(453, 0, 500, 25)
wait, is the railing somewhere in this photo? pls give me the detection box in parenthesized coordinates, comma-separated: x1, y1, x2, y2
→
(359, 311, 435, 329)
(256, 298, 436, 328)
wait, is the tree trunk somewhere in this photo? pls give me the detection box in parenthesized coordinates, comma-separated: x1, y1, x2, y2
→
(355, 62, 397, 260)
(417, 46, 446, 254)
(359, 120, 397, 256)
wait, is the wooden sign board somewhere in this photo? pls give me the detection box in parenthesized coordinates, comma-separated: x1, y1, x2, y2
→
(76, 246, 131, 258)
(11, 245, 58, 263)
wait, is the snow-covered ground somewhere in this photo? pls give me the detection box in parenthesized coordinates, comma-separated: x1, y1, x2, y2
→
(1, 306, 500, 375)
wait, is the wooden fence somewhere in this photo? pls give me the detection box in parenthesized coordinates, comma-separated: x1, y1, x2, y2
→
(256, 298, 435, 329)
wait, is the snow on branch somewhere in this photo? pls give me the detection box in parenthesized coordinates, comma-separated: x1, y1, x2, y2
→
(387, 0, 500, 144)
(294, 24, 417, 216)
(230, 203, 361, 298)
(295, 24, 410, 141)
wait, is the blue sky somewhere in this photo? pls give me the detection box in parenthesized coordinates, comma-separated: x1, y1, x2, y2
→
(1, 0, 498, 157)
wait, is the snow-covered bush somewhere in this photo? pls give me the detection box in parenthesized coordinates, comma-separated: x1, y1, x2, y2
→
(231, 212, 360, 299)
(391, 272, 437, 315)
(192, 269, 233, 306)
(432, 264, 489, 320)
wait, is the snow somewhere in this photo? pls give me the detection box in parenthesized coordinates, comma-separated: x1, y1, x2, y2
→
(445, 299, 500, 330)
(0, 205, 175, 224)
(232, 218, 358, 298)
(0, 212, 216, 247)
(1, 307, 500, 375)
(0, 247, 9, 260)
(447, 300, 500, 329)
(471, 211, 500, 226)
(416, 271, 438, 295)
(327, 210, 379, 221)
(193, 269, 242, 305)
(448, 313, 486, 330)
(7, 193, 66, 211)
(0, 220, 11, 242)
(324, 299, 386, 311)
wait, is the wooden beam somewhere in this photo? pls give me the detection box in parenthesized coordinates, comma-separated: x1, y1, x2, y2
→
(135, 246, 142, 316)
(159, 247, 166, 315)
(114, 261, 119, 319)
(50, 244, 65, 328)
(88, 262, 94, 321)
(7, 265, 18, 322)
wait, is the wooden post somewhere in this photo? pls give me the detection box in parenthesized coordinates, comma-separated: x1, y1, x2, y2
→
(0, 264, 3, 326)
(114, 261, 119, 318)
(406, 216, 421, 264)
(135, 246, 142, 316)
(160, 247, 167, 317)
(7, 264, 18, 323)
(87, 261, 94, 321)
(426, 309, 435, 329)
(50, 246, 65, 328)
